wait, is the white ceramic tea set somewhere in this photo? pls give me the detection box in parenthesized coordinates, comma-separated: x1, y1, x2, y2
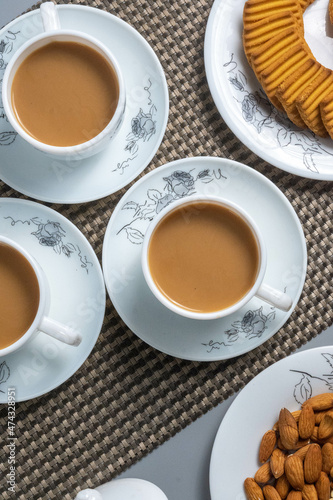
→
(0, 1, 308, 393)
(0, 1, 313, 498)
(75, 478, 168, 500)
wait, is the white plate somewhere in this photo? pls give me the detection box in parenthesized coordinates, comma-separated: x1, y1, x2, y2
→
(102, 157, 307, 361)
(209, 346, 333, 499)
(204, 0, 333, 180)
(0, 5, 169, 203)
(0, 198, 105, 402)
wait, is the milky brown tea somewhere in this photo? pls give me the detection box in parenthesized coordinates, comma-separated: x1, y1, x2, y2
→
(148, 201, 260, 313)
(0, 243, 40, 349)
(11, 41, 119, 147)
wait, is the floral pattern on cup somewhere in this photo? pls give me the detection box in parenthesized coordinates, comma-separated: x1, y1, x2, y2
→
(117, 168, 227, 244)
(4, 216, 93, 274)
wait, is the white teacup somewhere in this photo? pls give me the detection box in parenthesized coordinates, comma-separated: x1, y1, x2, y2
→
(142, 195, 293, 320)
(2, 2, 126, 160)
(0, 236, 82, 357)
(75, 478, 168, 500)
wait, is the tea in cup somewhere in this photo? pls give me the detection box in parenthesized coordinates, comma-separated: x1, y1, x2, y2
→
(142, 196, 293, 320)
(0, 236, 82, 356)
(2, 2, 126, 159)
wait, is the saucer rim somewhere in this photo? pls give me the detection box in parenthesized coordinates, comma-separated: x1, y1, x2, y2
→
(0, 197, 106, 403)
(0, 5, 169, 204)
(102, 156, 307, 361)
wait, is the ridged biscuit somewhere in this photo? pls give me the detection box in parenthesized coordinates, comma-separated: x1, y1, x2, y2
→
(243, 0, 303, 28)
(243, 11, 303, 66)
(258, 41, 313, 111)
(250, 27, 301, 74)
(298, 0, 316, 11)
(329, 0, 333, 24)
(243, 0, 333, 138)
(296, 70, 333, 137)
(320, 95, 333, 139)
(275, 59, 326, 128)
(248, 27, 311, 110)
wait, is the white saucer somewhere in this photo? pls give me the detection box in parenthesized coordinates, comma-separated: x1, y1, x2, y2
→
(209, 346, 333, 499)
(102, 157, 307, 362)
(204, 0, 333, 180)
(0, 5, 168, 203)
(0, 198, 105, 402)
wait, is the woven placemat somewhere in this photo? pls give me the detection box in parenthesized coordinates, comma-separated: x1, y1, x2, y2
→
(0, 0, 332, 498)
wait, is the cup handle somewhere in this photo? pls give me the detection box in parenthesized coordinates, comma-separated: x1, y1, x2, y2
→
(255, 283, 293, 312)
(40, 2, 61, 31)
(39, 317, 82, 346)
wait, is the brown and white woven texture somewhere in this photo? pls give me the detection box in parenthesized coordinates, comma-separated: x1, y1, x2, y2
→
(0, 0, 332, 498)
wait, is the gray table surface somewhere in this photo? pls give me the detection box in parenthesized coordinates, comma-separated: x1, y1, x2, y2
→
(1, 3, 332, 499)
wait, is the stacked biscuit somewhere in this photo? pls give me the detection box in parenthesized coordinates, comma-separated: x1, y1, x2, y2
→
(243, 0, 333, 139)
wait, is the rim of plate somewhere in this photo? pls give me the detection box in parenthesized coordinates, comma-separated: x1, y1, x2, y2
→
(102, 156, 307, 361)
(204, 0, 333, 181)
(0, 5, 169, 204)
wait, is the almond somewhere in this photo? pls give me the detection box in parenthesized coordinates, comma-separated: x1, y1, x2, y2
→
(330, 465, 333, 478)
(315, 471, 330, 500)
(286, 492, 302, 500)
(284, 455, 305, 491)
(244, 477, 265, 500)
(255, 462, 273, 484)
(321, 442, 333, 474)
(292, 410, 302, 423)
(263, 485, 282, 500)
(304, 443, 322, 483)
(318, 413, 333, 441)
(293, 444, 311, 461)
(310, 426, 319, 443)
(299, 404, 315, 439)
(279, 408, 299, 450)
(322, 435, 333, 444)
(303, 394, 333, 412)
(302, 484, 318, 500)
(275, 475, 290, 499)
(277, 437, 287, 451)
(270, 448, 286, 478)
(259, 430, 277, 463)
(315, 411, 329, 426)
(293, 439, 311, 450)
(273, 411, 301, 432)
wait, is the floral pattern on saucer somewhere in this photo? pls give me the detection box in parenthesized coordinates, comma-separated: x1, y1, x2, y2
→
(201, 306, 276, 353)
(114, 79, 157, 175)
(0, 361, 10, 394)
(117, 168, 227, 244)
(3, 215, 93, 274)
(0, 29, 21, 146)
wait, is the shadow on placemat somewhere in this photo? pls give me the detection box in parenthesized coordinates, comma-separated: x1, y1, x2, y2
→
(0, 0, 332, 498)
